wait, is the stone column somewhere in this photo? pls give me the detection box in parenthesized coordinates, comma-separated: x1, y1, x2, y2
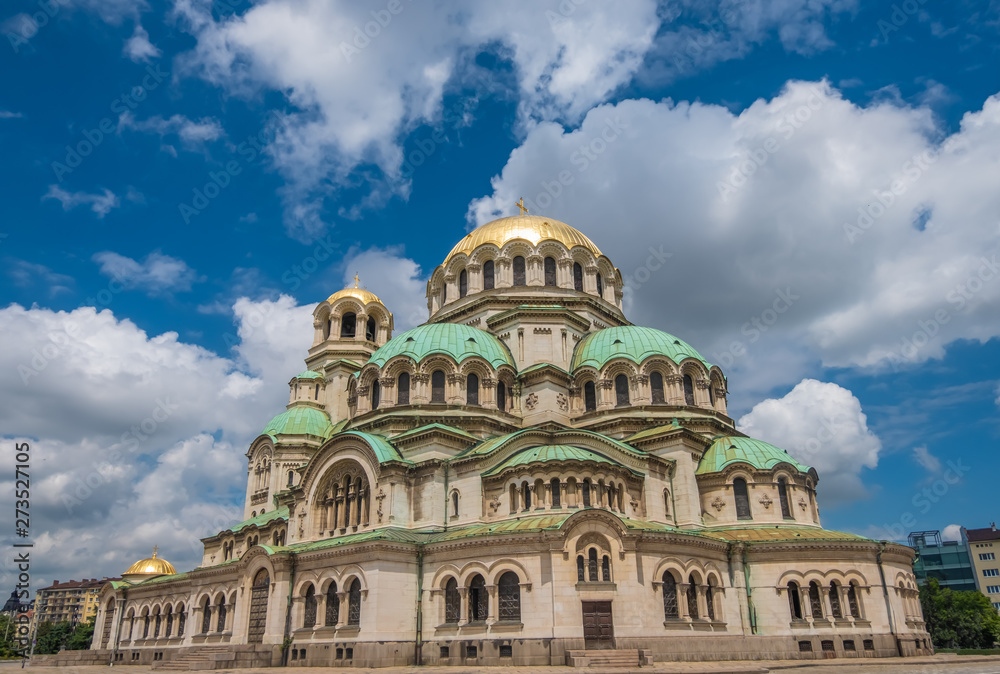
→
(486, 585, 498, 622)
(697, 585, 709, 619)
(458, 588, 469, 625)
(337, 592, 348, 627)
(678, 584, 691, 620)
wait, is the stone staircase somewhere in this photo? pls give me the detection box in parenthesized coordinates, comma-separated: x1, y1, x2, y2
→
(566, 648, 652, 667)
(152, 646, 235, 671)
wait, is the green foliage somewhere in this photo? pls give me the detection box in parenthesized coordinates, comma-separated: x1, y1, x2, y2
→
(0, 613, 29, 657)
(65, 617, 95, 651)
(920, 578, 1000, 649)
(34, 621, 72, 654)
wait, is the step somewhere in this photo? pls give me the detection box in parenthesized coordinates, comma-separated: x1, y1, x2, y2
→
(566, 649, 641, 668)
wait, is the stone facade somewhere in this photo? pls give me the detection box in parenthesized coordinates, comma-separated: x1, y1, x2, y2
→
(91, 215, 931, 667)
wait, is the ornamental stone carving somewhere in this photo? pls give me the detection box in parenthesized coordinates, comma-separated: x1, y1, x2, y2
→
(758, 494, 773, 510)
(711, 496, 726, 512)
(556, 393, 568, 411)
(524, 392, 539, 410)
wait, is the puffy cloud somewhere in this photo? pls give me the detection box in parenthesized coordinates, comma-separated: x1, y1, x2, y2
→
(117, 112, 224, 148)
(467, 81, 1000, 400)
(737, 379, 882, 506)
(337, 246, 429, 331)
(92, 250, 202, 295)
(123, 23, 161, 62)
(942, 524, 964, 542)
(0, 297, 317, 585)
(42, 185, 120, 217)
(912, 445, 942, 474)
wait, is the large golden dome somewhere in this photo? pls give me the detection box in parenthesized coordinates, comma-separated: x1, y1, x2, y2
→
(124, 548, 176, 579)
(444, 215, 603, 265)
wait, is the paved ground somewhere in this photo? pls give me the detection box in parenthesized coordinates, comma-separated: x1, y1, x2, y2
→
(9, 654, 1000, 674)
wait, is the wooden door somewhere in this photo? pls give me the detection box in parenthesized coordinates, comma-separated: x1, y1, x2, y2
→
(582, 601, 614, 649)
(247, 569, 269, 643)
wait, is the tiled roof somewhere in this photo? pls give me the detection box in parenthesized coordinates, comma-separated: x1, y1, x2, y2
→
(967, 527, 1000, 542)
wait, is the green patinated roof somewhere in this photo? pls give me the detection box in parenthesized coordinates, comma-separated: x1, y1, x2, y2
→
(518, 362, 571, 377)
(393, 423, 478, 442)
(368, 323, 516, 370)
(455, 428, 648, 461)
(483, 444, 620, 476)
(571, 326, 711, 371)
(228, 506, 289, 533)
(334, 431, 411, 464)
(626, 421, 685, 443)
(294, 370, 324, 380)
(696, 436, 811, 475)
(262, 406, 334, 438)
(700, 526, 868, 543)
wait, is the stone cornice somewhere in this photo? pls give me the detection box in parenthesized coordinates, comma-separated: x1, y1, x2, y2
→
(430, 292, 629, 328)
(486, 305, 593, 333)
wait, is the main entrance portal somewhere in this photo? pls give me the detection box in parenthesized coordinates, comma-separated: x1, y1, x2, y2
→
(582, 601, 614, 649)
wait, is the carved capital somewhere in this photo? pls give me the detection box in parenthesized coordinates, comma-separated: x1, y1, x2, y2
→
(379, 377, 395, 387)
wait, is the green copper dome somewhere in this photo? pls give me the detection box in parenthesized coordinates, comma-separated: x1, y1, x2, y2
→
(571, 326, 711, 371)
(696, 436, 811, 475)
(369, 323, 516, 370)
(262, 407, 334, 439)
(483, 444, 621, 476)
(294, 370, 324, 380)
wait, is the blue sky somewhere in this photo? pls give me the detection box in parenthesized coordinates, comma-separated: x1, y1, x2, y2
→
(1, 0, 999, 586)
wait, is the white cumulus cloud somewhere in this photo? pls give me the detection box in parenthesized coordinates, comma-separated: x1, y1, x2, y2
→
(92, 250, 202, 295)
(43, 185, 120, 217)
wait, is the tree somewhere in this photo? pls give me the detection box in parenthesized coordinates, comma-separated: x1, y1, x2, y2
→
(65, 617, 95, 651)
(920, 578, 1000, 649)
(34, 621, 72, 655)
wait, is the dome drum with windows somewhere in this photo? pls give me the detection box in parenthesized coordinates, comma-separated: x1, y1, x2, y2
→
(88, 212, 928, 668)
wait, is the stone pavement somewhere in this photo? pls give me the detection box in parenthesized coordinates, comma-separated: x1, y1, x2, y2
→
(12, 654, 1000, 674)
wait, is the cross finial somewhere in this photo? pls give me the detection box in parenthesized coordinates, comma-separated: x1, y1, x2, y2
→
(152, 545, 158, 558)
(353, 272, 361, 288)
(515, 197, 528, 216)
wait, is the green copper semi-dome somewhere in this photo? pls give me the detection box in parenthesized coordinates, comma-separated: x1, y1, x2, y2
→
(571, 326, 711, 371)
(696, 436, 811, 475)
(368, 323, 516, 370)
(262, 407, 334, 439)
(294, 370, 324, 380)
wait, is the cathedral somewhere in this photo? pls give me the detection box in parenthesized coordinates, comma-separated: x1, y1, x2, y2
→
(85, 214, 931, 668)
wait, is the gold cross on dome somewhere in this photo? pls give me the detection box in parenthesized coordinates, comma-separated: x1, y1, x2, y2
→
(152, 545, 159, 558)
(353, 273, 361, 288)
(515, 197, 528, 216)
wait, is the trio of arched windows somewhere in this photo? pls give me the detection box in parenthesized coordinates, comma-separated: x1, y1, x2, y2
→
(577, 549, 612, 583)
(300, 579, 362, 628)
(732, 477, 796, 522)
(787, 581, 862, 621)
(581, 372, 708, 413)
(370, 369, 510, 411)
(442, 572, 521, 624)
(661, 573, 717, 621)
(333, 312, 377, 341)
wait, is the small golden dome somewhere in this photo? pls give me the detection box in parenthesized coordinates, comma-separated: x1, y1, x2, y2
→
(326, 275, 387, 308)
(444, 215, 603, 265)
(123, 547, 176, 578)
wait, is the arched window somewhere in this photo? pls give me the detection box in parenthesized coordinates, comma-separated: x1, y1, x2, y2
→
(370, 380, 380, 410)
(466, 373, 479, 406)
(200, 597, 211, 634)
(154, 610, 161, 638)
(325, 582, 339, 626)
(664, 489, 671, 516)
(687, 575, 699, 619)
(573, 262, 583, 291)
(497, 381, 506, 410)
(788, 582, 803, 619)
(596, 272, 604, 298)
(340, 312, 356, 338)
(708, 384, 715, 406)
(550, 478, 561, 507)
(683, 374, 695, 405)
(347, 579, 362, 626)
(522, 482, 531, 510)
(365, 317, 376, 341)
(459, 269, 468, 298)
(662, 572, 678, 619)
(778, 477, 792, 519)
(468, 574, 488, 622)
(829, 583, 843, 619)
(809, 581, 823, 618)
(734, 478, 752, 520)
(444, 578, 460, 623)
(165, 605, 173, 637)
(588, 548, 599, 582)
(602, 555, 611, 582)
(216, 596, 227, 632)
(584, 381, 597, 412)
(582, 480, 591, 507)
(143, 611, 150, 639)
(397, 372, 410, 405)
(513, 256, 526, 286)
(706, 581, 716, 621)
(440, 283, 446, 307)
(577, 555, 585, 582)
(303, 585, 317, 628)
(498, 572, 521, 621)
(314, 384, 319, 400)
(848, 582, 862, 618)
(544, 256, 556, 286)
(483, 260, 495, 290)
(177, 605, 185, 636)
(288, 471, 295, 487)
(431, 370, 445, 403)
(451, 491, 459, 517)
(651, 371, 665, 403)
(614, 374, 629, 406)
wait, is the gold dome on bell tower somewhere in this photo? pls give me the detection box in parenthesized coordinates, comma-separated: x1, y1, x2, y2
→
(123, 546, 176, 581)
